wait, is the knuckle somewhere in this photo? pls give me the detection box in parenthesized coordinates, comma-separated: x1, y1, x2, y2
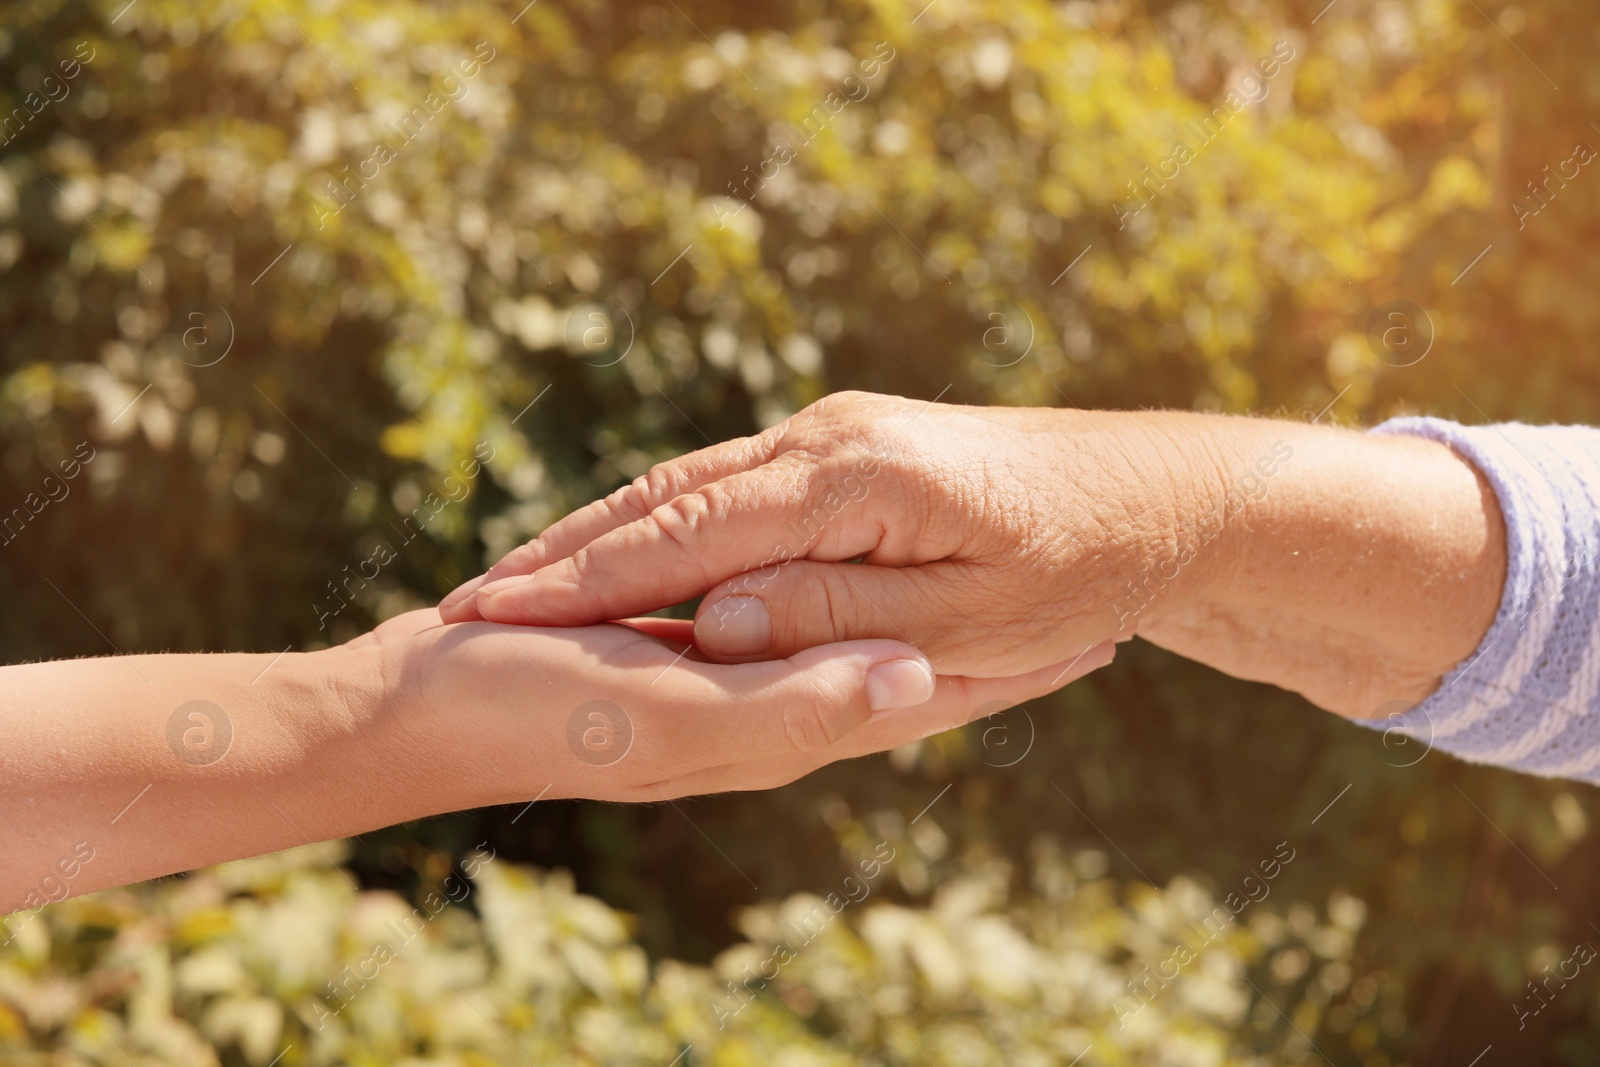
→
(648, 488, 722, 553)
(813, 570, 859, 640)
(606, 480, 647, 520)
(855, 421, 905, 466)
(640, 464, 682, 506)
(741, 426, 785, 465)
(768, 456, 821, 508)
(693, 480, 737, 519)
(782, 680, 850, 753)
(565, 543, 598, 585)
(611, 467, 671, 520)
(639, 493, 724, 592)
(783, 393, 860, 448)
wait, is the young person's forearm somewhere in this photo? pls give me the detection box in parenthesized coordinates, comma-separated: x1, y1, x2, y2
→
(3, 607, 1066, 914)
(1, 645, 427, 912)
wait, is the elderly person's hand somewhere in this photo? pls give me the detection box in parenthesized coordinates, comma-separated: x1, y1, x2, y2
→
(441, 391, 1506, 720)
(443, 393, 1168, 679)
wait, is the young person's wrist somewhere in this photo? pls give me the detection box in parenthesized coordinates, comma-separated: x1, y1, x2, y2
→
(356, 622, 576, 811)
(276, 639, 489, 829)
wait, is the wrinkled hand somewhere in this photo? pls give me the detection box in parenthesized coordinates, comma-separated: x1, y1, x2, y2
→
(440, 391, 1188, 678)
(361, 608, 1112, 803)
(436, 388, 1507, 720)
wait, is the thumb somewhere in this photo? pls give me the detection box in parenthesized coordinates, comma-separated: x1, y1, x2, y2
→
(693, 560, 939, 663)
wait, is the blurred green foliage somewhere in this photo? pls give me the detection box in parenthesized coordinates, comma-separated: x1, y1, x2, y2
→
(3, 0, 1600, 1061)
(0, 842, 1367, 1066)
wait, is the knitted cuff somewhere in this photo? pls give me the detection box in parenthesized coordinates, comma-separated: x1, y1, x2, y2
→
(1356, 417, 1600, 782)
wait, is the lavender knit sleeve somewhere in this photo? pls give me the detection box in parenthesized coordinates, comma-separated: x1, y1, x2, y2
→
(1358, 416, 1600, 783)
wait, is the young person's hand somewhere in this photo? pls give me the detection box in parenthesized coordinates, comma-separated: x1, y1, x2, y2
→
(365, 609, 1112, 804)
(4, 607, 1111, 911)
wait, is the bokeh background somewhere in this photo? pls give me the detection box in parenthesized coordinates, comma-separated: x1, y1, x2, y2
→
(2, 0, 1598, 1062)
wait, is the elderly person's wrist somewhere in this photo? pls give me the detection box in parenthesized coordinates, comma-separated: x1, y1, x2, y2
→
(1064, 410, 1248, 637)
(1132, 414, 1507, 715)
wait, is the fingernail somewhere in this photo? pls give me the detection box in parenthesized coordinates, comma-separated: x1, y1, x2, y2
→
(1079, 641, 1116, 672)
(695, 596, 771, 656)
(441, 573, 489, 610)
(866, 659, 936, 712)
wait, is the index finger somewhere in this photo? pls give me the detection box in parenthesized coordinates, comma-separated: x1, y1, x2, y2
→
(468, 457, 883, 626)
(506, 432, 781, 581)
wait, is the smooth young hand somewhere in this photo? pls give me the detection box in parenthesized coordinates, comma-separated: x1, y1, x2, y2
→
(3, 607, 1110, 911)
